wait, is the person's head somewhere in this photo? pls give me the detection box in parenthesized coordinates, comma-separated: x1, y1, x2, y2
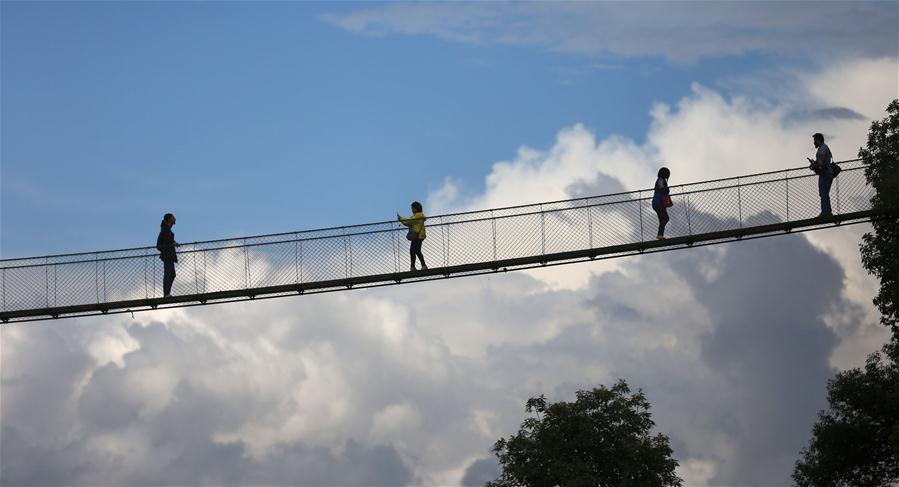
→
(813, 133, 824, 148)
(410, 201, 423, 213)
(657, 167, 671, 179)
(161, 213, 176, 228)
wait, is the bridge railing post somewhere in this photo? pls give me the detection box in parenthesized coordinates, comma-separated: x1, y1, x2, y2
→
(683, 186, 692, 237)
(835, 172, 841, 215)
(144, 250, 149, 300)
(193, 246, 199, 296)
(94, 253, 100, 304)
(343, 227, 350, 279)
(203, 249, 207, 294)
(244, 239, 250, 289)
(491, 210, 497, 263)
(587, 198, 593, 249)
(540, 204, 546, 257)
(737, 177, 743, 230)
(440, 217, 447, 269)
(45, 257, 50, 308)
(785, 170, 790, 223)
(448, 218, 453, 268)
(638, 191, 644, 244)
(393, 223, 399, 274)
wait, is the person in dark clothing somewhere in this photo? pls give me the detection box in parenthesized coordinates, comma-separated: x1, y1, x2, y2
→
(397, 201, 427, 272)
(806, 132, 834, 217)
(651, 167, 671, 240)
(156, 213, 180, 297)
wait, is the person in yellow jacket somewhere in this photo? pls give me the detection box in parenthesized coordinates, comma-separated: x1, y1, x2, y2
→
(397, 201, 428, 271)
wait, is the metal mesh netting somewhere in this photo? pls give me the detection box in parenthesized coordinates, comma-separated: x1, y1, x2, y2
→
(0, 160, 875, 318)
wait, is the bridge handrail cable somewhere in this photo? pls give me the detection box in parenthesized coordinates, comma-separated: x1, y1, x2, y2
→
(0, 163, 869, 270)
(0, 159, 865, 265)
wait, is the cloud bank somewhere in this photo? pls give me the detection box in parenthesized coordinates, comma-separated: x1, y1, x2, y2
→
(322, 2, 898, 64)
(3, 57, 897, 486)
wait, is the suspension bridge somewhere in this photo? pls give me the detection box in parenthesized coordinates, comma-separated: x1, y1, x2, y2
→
(0, 159, 888, 323)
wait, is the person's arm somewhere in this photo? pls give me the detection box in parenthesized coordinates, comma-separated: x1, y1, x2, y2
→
(807, 155, 821, 173)
(656, 178, 670, 195)
(398, 213, 410, 226)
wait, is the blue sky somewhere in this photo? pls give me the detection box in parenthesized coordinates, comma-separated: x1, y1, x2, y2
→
(2, 2, 898, 486)
(2, 1, 799, 257)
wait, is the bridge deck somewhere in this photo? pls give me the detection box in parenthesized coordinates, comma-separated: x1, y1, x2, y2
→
(0, 160, 883, 323)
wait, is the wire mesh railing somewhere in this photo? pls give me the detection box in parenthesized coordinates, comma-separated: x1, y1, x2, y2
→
(0, 159, 876, 320)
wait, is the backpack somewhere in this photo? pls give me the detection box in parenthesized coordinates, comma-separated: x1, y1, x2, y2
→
(810, 145, 841, 178)
(826, 145, 841, 178)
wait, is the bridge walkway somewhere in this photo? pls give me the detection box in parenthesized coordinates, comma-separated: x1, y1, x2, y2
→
(0, 160, 883, 323)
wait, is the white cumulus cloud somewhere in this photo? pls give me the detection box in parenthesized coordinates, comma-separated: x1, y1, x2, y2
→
(3, 57, 897, 486)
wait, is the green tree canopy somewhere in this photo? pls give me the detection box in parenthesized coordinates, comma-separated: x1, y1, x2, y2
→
(793, 100, 899, 485)
(859, 99, 899, 338)
(487, 380, 682, 487)
(793, 340, 899, 486)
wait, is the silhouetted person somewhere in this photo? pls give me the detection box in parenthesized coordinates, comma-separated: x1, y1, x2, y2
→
(398, 201, 427, 271)
(806, 132, 834, 217)
(156, 213, 180, 297)
(651, 167, 672, 239)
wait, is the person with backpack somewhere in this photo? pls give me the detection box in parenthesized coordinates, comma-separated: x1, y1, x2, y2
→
(806, 132, 834, 217)
(156, 213, 180, 297)
(397, 201, 427, 271)
(651, 167, 672, 240)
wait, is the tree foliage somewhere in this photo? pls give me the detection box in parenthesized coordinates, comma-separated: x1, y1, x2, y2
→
(859, 99, 899, 336)
(793, 100, 899, 485)
(487, 380, 682, 487)
(793, 340, 899, 486)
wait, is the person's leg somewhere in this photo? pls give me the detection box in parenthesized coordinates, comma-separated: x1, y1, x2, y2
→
(818, 174, 833, 215)
(654, 207, 669, 237)
(409, 241, 418, 270)
(414, 240, 427, 269)
(165, 261, 175, 296)
(660, 207, 669, 236)
(163, 262, 169, 296)
(163, 261, 175, 296)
